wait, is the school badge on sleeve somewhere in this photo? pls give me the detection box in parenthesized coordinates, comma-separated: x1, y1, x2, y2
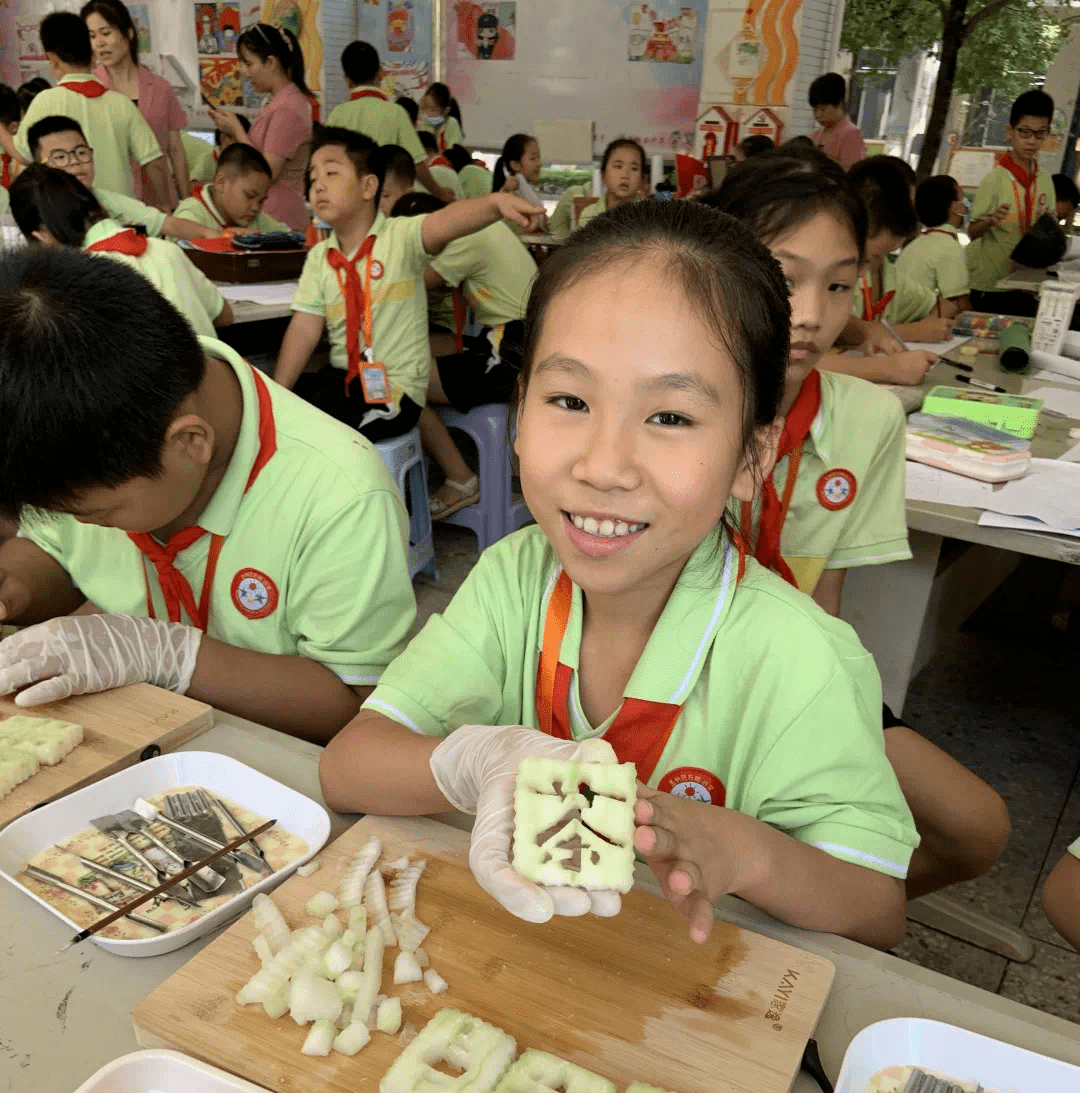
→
(657, 767, 726, 806)
(816, 468, 857, 511)
(231, 568, 279, 619)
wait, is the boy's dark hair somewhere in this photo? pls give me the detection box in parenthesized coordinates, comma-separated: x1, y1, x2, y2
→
(848, 156, 917, 239)
(737, 134, 774, 158)
(493, 132, 533, 190)
(309, 125, 384, 204)
(17, 77, 51, 117)
(236, 23, 312, 97)
(0, 247, 206, 521)
(380, 143, 416, 186)
(396, 95, 419, 125)
(0, 85, 20, 129)
(341, 40, 380, 85)
(214, 113, 251, 146)
(878, 154, 916, 189)
(520, 200, 788, 455)
(79, 0, 139, 66)
(600, 137, 646, 176)
(10, 163, 106, 246)
(443, 143, 473, 173)
(215, 142, 272, 179)
(781, 135, 815, 151)
(390, 191, 445, 217)
(915, 175, 960, 228)
(417, 129, 438, 155)
(424, 82, 462, 125)
(702, 149, 867, 261)
(1010, 89, 1053, 127)
(27, 114, 86, 162)
(40, 12, 94, 67)
(1053, 172, 1079, 207)
(809, 72, 846, 109)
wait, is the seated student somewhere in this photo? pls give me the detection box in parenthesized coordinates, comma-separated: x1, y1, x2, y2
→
(1053, 172, 1078, 234)
(732, 134, 773, 162)
(809, 73, 866, 170)
(578, 138, 646, 227)
(705, 152, 1009, 898)
(549, 182, 590, 237)
(320, 199, 919, 948)
(0, 85, 18, 190)
(16, 77, 52, 119)
(416, 130, 465, 200)
(10, 13, 167, 203)
(443, 143, 492, 200)
(391, 190, 537, 518)
(28, 115, 215, 240)
(327, 41, 454, 204)
(0, 247, 415, 743)
(1043, 839, 1080, 951)
(967, 89, 1056, 317)
(493, 133, 545, 233)
(274, 126, 542, 441)
(174, 143, 291, 233)
(896, 174, 971, 313)
(418, 82, 464, 153)
(11, 164, 232, 339)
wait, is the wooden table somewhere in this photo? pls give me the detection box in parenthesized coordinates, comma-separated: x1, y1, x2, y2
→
(3, 713, 1080, 1093)
(215, 281, 298, 325)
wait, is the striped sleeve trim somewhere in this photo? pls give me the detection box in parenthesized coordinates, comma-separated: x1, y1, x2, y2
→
(812, 840, 910, 879)
(361, 697, 425, 733)
(824, 538, 912, 568)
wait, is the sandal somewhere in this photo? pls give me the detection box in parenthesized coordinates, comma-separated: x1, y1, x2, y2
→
(429, 475, 479, 520)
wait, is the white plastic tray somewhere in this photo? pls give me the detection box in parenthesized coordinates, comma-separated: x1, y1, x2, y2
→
(74, 1049, 271, 1092)
(0, 751, 329, 957)
(834, 1017, 1080, 1092)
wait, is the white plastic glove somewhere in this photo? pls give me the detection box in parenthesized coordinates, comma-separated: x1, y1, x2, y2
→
(0, 613, 202, 706)
(429, 723, 625, 924)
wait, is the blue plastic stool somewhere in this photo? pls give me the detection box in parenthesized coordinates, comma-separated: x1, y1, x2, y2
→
(373, 428, 437, 580)
(435, 403, 531, 552)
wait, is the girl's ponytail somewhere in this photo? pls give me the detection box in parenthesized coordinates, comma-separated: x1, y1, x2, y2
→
(448, 96, 462, 126)
(492, 156, 508, 191)
(280, 26, 312, 98)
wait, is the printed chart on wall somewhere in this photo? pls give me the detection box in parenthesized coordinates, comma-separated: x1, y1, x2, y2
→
(443, 0, 708, 155)
(358, 0, 434, 101)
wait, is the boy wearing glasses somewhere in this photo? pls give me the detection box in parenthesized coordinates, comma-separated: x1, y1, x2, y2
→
(966, 89, 1055, 316)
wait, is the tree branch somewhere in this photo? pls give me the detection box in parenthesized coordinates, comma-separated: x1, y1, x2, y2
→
(928, 0, 948, 21)
(965, 0, 1022, 33)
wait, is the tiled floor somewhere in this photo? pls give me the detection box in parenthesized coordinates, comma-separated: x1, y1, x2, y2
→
(414, 526, 1080, 1024)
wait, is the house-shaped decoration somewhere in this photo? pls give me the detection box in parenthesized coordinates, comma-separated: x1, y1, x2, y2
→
(494, 1050, 617, 1093)
(694, 104, 737, 160)
(742, 106, 784, 146)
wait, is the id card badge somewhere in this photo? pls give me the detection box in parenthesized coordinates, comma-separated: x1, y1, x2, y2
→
(360, 359, 392, 404)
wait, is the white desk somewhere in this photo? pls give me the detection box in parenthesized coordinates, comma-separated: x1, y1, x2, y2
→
(3, 713, 1080, 1092)
(216, 281, 298, 325)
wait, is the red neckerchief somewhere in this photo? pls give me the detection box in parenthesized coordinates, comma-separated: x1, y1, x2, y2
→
(127, 366, 277, 632)
(350, 88, 387, 101)
(436, 127, 448, 153)
(923, 227, 956, 237)
(535, 541, 748, 782)
(193, 182, 225, 227)
(860, 279, 896, 322)
(451, 289, 467, 353)
(87, 228, 148, 256)
(1, 154, 11, 189)
(327, 235, 378, 394)
(65, 77, 107, 99)
(431, 155, 452, 168)
(997, 151, 1038, 234)
(740, 369, 822, 588)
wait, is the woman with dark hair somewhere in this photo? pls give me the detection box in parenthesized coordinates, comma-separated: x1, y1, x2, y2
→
(208, 23, 312, 230)
(82, 0, 191, 202)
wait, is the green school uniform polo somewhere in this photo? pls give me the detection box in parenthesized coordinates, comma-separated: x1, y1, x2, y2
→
(16, 74, 161, 196)
(365, 524, 919, 879)
(895, 224, 970, 300)
(459, 163, 493, 199)
(173, 189, 290, 234)
(94, 186, 167, 237)
(744, 370, 912, 596)
(291, 211, 433, 410)
(576, 193, 608, 227)
(181, 131, 217, 182)
(966, 162, 1055, 292)
(549, 184, 590, 237)
(326, 95, 427, 164)
(417, 163, 465, 201)
(429, 221, 537, 328)
(82, 217, 224, 339)
(1069, 835, 1079, 860)
(852, 254, 937, 324)
(418, 115, 464, 152)
(21, 338, 414, 684)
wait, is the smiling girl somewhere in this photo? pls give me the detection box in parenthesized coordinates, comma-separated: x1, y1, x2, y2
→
(320, 199, 918, 949)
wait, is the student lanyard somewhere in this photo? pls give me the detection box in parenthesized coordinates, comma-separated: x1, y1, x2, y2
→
(65, 77, 107, 98)
(860, 279, 896, 322)
(739, 368, 822, 589)
(86, 228, 149, 256)
(534, 545, 748, 783)
(1, 154, 11, 189)
(350, 88, 387, 101)
(327, 235, 377, 395)
(193, 183, 225, 228)
(127, 367, 277, 632)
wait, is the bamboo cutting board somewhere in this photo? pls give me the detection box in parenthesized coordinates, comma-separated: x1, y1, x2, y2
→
(0, 683, 214, 830)
(134, 815, 835, 1093)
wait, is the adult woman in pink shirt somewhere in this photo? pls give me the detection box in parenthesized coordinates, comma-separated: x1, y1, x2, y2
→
(82, 0, 190, 205)
(209, 24, 312, 231)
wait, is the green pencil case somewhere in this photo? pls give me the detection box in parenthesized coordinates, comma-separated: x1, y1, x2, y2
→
(920, 385, 1043, 439)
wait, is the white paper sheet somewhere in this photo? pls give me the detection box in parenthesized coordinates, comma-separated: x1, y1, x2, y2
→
(1025, 386, 1080, 419)
(1031, 368, 1080, 388)
(979, 458, 1080, 526)
(978, 511, 1080, 538)
(905, 462, 995, 506)
(1028, 350, 1080, 383)
(219, 281, 298, 307)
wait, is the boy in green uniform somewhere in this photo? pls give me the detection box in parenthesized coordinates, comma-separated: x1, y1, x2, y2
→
(896, 174, 970, 313)
(416, 130, 466, 200)
(173, 144, 291, 233)
(0, 247, 416, 743)
(9, 13, 167, 203)
(967, 89, 1055, 316)
(326, 41, 454, 204)
(27, 115, 215, 240)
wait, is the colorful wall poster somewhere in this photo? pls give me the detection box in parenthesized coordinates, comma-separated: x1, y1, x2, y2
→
(452, 1, 516, 61)
(129, 3, 152, 54)
(195, 3, 241, 55)
(358, 0, 433, 94)
(627, 3, 697, 64)
(380, 60, 431, 99)
(200, 56, 244, 104)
